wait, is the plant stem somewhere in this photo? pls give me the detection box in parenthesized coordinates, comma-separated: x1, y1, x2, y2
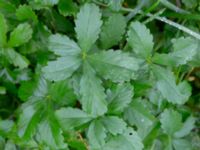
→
(123, 7, 200, 40)
(125, 0, 146, 22)
(160, 0, 188, 13)
(136, 0, 161, 21)
(92, 0, 107, 7)
(143, 8, 165, 24)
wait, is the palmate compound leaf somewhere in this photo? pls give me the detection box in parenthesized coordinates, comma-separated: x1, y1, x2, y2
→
(0, 13, 7, 47)
(75, 3, 102, 51)
(107, 83, 133, 115)
(8, 23, 33, 47)
(88, 50, 139, 83)
(18, 78, 69, 149)
(22, 75, 76, 105)
(127, 21, 154, 59)
(18, 104, 59, 149)
(87, 116, 127, 149)
(100, 13, 126, 49)
(152, 37, 198, 67)
(42, 34, 82, 81)
(49, 80, 77, 106)
(152, 65, 191, 104)
(56, 108, 127, 149)
(80, 61, 107, 116)
(36, 114, 67, 149)
(160, 109, 183, 136)
(103, 128, 143, 150)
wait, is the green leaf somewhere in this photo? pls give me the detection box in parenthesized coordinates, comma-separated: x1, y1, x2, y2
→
(33, 0, 59, 6)
(16, 5, 38, 23)
(0, 137, 5, 150)
(160, 109, 183, 136)
(100, 13, 126, 49)
(103, 128, 143, 150)
(8, 23, 33, 47)
(0, 13, 7, 47)
(171, 37, 198, 65)
(88, 50, 139, 82)
(0, 86, 6, 95)
(55, 107, 92, 130)
(19, 77, 76, 104)
(75, 3, 102, 51)
(143, 122, 161, 148)
(152, 65, 191, 104)
(48, 34, 81, 56)
(42, 56, 81, 81)
(80, 61, 107, 116)
(107, 83, 133, 114)
(58, 0, 78, 16)
(37, 117, 67, 149)
(152, 37, 198, 66)
(31, 77, 49, 98)
(127, 21, 154, 59)
(3, 48, 29, 69)
(173, 139, 192, 150)
(0, 1, 16, 16)
(160, 135, 173, 150)
(125, 99, 155, 127)
(18, 81, 36, 101)
(49, 81, 76, 106)
(42, 34, 82, 81)
(174, 116, 195, 138)
(20, 105, 67, 149)
(18, 90, 42, 140)
(182, 0, 197, 9)
(2, 0, 200, 149)
(177, 81, 191, 103)
(152, 53, 177, 67)
(108, 0, 124, 11)
(17, 77, 68, 149)
(4, 140, 16, 150)
(18, 105, 41, 139)
(124, 98, 155, 138)
(17, 77, 73, 150)
(68, 139, 87, 150)
(87, 120, 106, 149)
(101, 116, 126, 135)
(0, 120, 14, 134)
(148, 88, 165, 108)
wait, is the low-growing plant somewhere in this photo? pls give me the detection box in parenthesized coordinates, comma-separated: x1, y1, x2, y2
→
(0, 0, 200, 149)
